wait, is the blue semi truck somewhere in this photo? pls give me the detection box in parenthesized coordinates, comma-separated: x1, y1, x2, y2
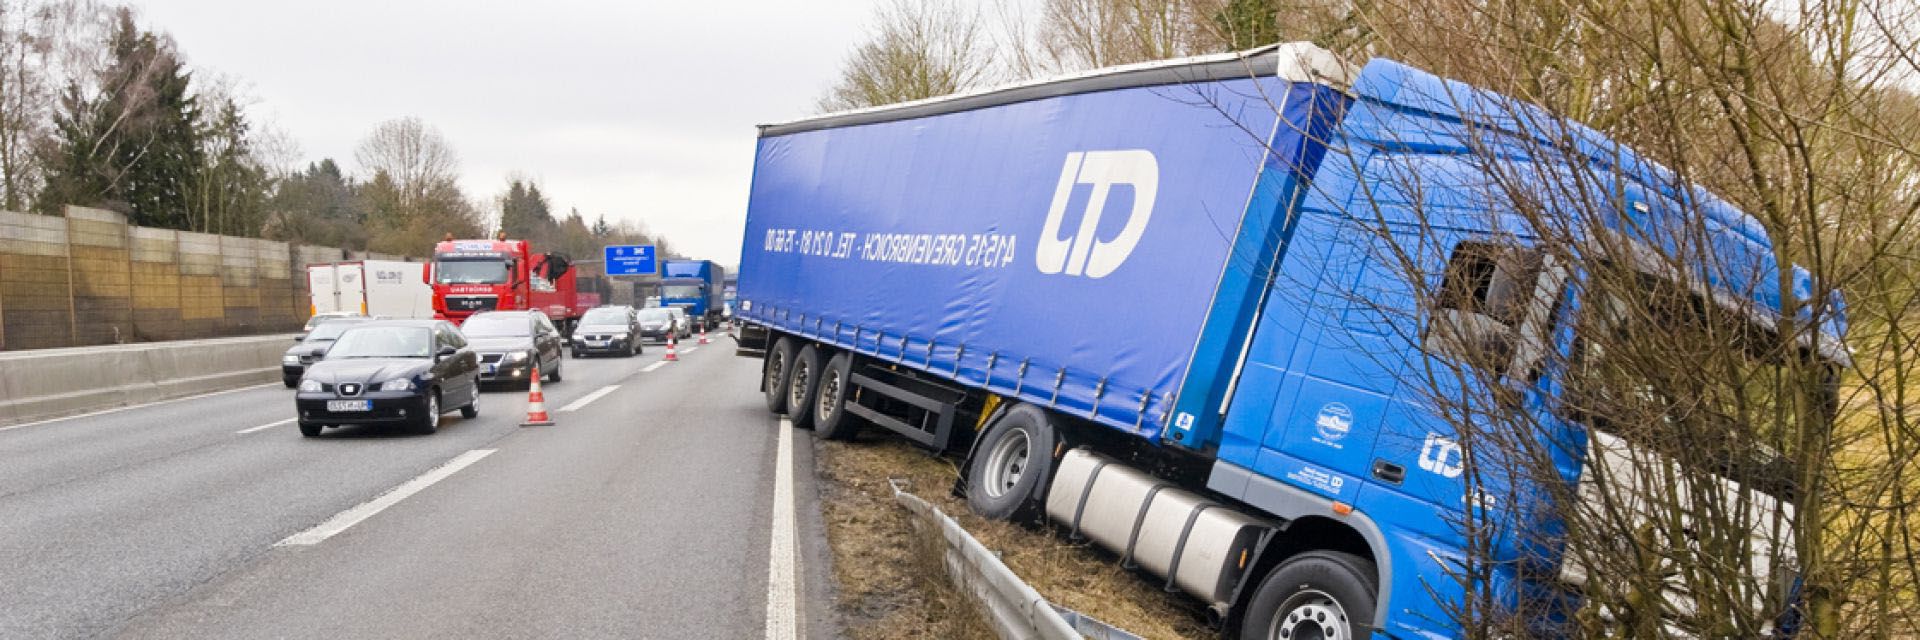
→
(735, 43, 1841, 638)
(659, 259, 725, 330)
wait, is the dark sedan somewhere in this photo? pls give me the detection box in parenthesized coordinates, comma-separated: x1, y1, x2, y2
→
(635, 307, 677, 343)
(461, 310, 565, 387)
(282, 316, 375, 387)
(572, 306, 642, 358)
(294, 320, 480, 436)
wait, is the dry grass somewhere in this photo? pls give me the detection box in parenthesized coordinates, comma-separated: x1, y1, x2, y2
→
(815, 432, 1215, 640)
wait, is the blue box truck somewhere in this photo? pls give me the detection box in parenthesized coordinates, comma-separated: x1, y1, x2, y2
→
(659, 259, 725, 330)
(734, 43, 1842, 638)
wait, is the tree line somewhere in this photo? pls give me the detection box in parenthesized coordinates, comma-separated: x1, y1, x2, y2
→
(0, 0, 671, 261)
(821, 0, 1920, 637)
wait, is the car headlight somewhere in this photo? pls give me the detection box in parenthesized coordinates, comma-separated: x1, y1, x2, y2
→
(380, 378, 415, 392)
(506, 351, 530, 363)
(298, 379, 323, 392)
(283, 354, 301, 365)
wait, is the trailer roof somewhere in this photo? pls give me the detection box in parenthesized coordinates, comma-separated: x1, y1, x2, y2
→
(758, 42, 1355, 138)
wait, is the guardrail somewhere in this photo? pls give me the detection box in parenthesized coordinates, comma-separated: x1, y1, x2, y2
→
(0, 334, 292, 426)
(889, 479, 1142, 640)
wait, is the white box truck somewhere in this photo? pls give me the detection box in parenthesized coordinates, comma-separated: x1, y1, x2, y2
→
(306, 260, 432, 319)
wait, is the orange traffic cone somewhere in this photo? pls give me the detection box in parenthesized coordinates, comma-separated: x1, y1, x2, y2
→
(664, 336, 679, 362)
(520, 363, 554, 426)
(698, 328, 710, 345)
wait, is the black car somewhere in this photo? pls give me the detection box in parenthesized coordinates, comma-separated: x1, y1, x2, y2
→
(282, 316, 375, 387)
(572, 306, 642, 358)
(462, 310, 565, 387)
(294, 320, 481, 436)
(635, 307, 678, 343)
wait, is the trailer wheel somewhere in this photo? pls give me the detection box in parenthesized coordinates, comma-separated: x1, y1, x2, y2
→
(786, 344, 824, 429)
(1241, 551, 1378, 640)
(812, 353, 860, 440)
(965, 404, 1060, 520)
(763, 337, 797, 414)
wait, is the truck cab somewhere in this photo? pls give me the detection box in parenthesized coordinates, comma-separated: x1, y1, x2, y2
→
(428, 239, 577, 331)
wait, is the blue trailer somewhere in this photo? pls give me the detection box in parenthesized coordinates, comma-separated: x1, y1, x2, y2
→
(659, 259, 725, 329)
(735, 43, 1841, 638)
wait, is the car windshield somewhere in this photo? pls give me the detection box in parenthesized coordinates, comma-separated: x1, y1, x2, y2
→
(326, 327, 432, 359)
(306, 320, 366, 341)
(435, 259, 509, 284)
(461, 314, 530, 337)
(637, 309, 673, 323)
(581, 308, 629, 325)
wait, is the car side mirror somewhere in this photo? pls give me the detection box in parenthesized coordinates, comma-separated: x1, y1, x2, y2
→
(294, 334, 307, 342)
(436, 346, 458, 360)
(309, 346, 329, 358)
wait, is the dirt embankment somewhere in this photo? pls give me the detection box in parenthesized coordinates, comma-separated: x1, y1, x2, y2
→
(814, 433, 1215, 640)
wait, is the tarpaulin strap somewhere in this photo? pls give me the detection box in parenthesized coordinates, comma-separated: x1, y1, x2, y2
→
(1014, 359, 1030, 394)
(1134, 391, 1152, 430)
(1069, 456, 1111, 541)
(1050, 368, 1066, 406)
(1165, 503, 1220, 593)
(1121, 483, 1171, 569)
(1090, 378, 1108, 414)
(984, 352, 999, 387)
(952, 344, 966, 376)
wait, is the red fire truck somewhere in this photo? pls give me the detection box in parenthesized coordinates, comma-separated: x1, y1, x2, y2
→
(426, 237, 590, 334)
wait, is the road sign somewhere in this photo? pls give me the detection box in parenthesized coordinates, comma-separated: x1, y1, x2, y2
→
(604, 245, 657, 276)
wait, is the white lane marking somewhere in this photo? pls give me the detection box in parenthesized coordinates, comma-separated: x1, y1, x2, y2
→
(559, 385, 620, 412)
(236, 418, 296, 434)
(641, 361, 668, 373)
(0, 383, 279, 433)
(275, 449, 497, 547)
(764, 419, 799, 640)
(680, 346, 699, 354)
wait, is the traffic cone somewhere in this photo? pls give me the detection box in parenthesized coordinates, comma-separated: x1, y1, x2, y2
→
(520, 363, 554, 427)
(664, 336, 679, 362)
(698, 328, 710, 345)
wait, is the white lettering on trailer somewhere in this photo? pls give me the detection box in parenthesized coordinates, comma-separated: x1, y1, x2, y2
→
(1037, 150, 1159, 279)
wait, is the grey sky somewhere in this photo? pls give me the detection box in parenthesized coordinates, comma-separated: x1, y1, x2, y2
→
(134, 0, 890, 267)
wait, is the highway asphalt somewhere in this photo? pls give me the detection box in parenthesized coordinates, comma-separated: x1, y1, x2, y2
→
(0, 339, 837, 638)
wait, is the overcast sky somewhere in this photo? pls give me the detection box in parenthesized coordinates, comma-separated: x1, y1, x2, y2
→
(133, 0, 894, 268)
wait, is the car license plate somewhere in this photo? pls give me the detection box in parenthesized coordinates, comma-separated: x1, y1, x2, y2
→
(587, 340, 607, 347)
(327, 400, 370, 412)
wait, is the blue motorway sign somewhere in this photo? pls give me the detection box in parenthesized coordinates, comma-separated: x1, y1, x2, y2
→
(603, 244, 657, 276)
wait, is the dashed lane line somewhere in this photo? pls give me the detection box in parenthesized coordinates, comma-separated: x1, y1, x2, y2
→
(275, 449, 496, 547)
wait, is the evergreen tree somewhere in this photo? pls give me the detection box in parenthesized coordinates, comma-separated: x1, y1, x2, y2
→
(497, 178, 556, 241)
(1212, 0, 1281, 50)
(37, 8, 202, 228)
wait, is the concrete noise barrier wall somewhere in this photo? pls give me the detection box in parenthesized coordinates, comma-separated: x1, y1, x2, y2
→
(0, 334, 291, 426)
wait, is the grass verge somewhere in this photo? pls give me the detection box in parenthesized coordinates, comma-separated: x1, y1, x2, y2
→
(815, 431, 1215, 640)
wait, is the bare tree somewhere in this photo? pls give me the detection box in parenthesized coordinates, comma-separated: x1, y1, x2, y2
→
(0, 0, 111, 211)
(817, 0, 996, 112)
(353, 116, 458, 211)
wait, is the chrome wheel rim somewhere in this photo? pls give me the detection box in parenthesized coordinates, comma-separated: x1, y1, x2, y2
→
(765, 351, 786, 395)
(1270, 589, 1348, 640)
(816, 367, 841, 423)
(426, 394, 440, 429)
(982, 427, 1031, 498)
(788, 358, 812, 409)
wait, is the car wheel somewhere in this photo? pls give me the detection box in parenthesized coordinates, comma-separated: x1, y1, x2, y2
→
(786, 345, 824, 429)
(572, 349, 583, 359)
(1241, 551, 1378, 640)
(812, 353, 861, 440)
(547, 359, 562, 382)
(460, 393, 479, 419)
(299, 421, 322, 437)
(965, 404, 1061, 520)
(417, 391, 441, 434)
(763, 337, 797, 414)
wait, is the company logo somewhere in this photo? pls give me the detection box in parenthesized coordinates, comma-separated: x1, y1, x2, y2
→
(1419, 432, 1465, 478)
(1036, 150, 1159, 278)
(1173, 411, 1196, 432)
(455, 241, 494, 251)
(1314, 402, 1352, 444)
(374, 270, 403, 283)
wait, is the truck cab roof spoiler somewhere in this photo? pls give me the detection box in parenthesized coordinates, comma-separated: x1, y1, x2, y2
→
(757, 42, 1357, 138)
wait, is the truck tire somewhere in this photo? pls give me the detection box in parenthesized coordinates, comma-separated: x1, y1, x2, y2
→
(811, 353, 860, 440)
(965, 404, 1060, 520)
(1240, 551, 1378, 640)
(786, 344, 825, 429)
(764, 337, 797, 414)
